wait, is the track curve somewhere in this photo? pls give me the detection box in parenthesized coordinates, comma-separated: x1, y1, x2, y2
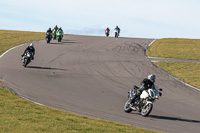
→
(0, 35, 200, 133)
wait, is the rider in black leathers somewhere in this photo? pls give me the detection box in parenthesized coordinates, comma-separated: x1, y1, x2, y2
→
(22, 43, 35, 60)
(130, 74, 156, 108)
(46, 28, 52, 34)
(114, 26, 120, 35)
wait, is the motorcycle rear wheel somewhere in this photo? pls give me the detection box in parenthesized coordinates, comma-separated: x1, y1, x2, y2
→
(124, 99, 133, 113)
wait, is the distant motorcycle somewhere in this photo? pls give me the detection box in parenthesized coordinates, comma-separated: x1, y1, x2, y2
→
(46, 32, 52, 43)
(56, 30, 63, 42)
(114, 29, 119, 38)
(124, 86, 162, 117)
(105, 29, 109, 37)
(22, 50, 32, 67)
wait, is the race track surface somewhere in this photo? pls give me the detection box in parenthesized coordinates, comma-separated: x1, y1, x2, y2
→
(0, 35, 200, 133)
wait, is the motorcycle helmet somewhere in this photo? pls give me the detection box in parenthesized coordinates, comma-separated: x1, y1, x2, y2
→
(29, 43, 34, 47)
(148, 74, 156, 83)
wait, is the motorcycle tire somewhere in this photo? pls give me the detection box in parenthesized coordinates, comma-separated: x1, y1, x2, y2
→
(124, 99, 133, 113)
(58, 37, 61, 42)
(24, 58, 27, 67)
(141, 103, 153, 117)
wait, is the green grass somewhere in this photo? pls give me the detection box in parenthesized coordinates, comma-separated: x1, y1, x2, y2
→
(147, 38, 200, 60)
(0, 83, 158, 133)
(154, 62, 200, 89)
(0, 30, 45, 55)
(0, 30, 159, 133)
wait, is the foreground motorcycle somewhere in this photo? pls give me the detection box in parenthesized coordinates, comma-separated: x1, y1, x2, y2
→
(22, 50, 32, 67)
(46, 32, 52, 43)
(52, 29, 57, 40)
(114, 29, 119, 38)
(105, 29, 109, 37)
(56, 30, 63, 42)
(124, 86, 162, 117)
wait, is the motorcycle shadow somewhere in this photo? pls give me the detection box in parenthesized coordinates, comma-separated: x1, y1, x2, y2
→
(48, 42, 75, 45)
(149, 115, 200, 123)
(27, 66, 68, 71)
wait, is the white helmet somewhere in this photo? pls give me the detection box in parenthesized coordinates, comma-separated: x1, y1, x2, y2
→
(148, 74, 156, 83)
(29, 43, 34, 47)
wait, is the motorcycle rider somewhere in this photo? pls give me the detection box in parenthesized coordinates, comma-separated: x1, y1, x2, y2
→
(54, 25, 58, 31)
(21, 43, 35, 60)
(59, 27, 63, 32)
(114, 26, 120, 35)
(106, 27, 110, 32)
(130, 74, 156, 109)
(105, 27, 110, 36)
(46, 28, 53, 39)
(46, 28, 52, 34)
(58, 27, 64, 37)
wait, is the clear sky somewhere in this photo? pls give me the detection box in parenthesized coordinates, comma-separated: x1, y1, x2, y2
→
(0, 0, 200, 39)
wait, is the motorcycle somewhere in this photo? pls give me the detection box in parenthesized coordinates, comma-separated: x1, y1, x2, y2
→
(46, 32, 52, 43)
(56, 30, 63, 42)
(52, 29, 57, 40)
(22, 50, 32, 67)
(114, 29, 119, 38)
(105, 29, 109, 37)
(124, 85, 162, 117)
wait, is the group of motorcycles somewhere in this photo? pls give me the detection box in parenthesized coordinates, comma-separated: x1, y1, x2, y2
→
(46, 29, 64, 43)
(105, 28, 120, 38)
(22, 27, 163, 117)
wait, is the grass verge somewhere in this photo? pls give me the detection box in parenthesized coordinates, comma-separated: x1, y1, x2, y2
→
(0, 83, 157, 133)
(0, 30, 159, 133)
(0, 30, 45, 55)
(147, 38, 200, 60)
(154, 62, 200, 89)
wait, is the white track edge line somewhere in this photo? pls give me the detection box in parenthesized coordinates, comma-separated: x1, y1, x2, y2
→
(0, 41, 47, 106)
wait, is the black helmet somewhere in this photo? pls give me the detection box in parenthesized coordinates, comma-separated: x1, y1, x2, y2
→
(49, 28, 51, 30)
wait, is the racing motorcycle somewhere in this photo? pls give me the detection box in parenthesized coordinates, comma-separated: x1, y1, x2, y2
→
(22, 50, 32, 67)
(56, 30, 63, 42)
(52, 29, 57, 40)
(124, 86, 162, 117)
(105, 29, 109, 37)
(114, 29, 119, 38)
(46, 32, 52, 43)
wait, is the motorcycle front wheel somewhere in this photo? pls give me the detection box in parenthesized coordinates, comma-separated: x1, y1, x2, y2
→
(124, 99, 133, 113)
(141, 103, 153, 117)
(23, 58, 27, 67)
(58, 37, 61, 42)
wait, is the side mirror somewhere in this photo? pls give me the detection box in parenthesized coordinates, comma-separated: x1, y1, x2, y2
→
(159, 92, 162, 97)
(159, 88, 163, 91)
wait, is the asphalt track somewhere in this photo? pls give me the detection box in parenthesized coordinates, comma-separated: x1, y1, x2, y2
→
(0, 35, 200, 133)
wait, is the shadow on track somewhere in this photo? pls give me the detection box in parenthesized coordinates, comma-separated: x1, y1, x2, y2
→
(149, 115, 200, 123)
(48, 42, 75, 45)
(27, 66, 68, 71)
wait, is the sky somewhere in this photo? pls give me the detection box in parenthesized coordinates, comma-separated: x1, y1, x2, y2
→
(0, 0, 200, 39)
